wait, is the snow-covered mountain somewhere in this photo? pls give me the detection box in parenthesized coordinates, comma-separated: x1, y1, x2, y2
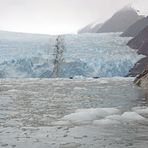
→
(98, 6, 143, 33)
(78, 22, 102, 33)
(0, 31, 143, 78)
(79, 6, 143, 34)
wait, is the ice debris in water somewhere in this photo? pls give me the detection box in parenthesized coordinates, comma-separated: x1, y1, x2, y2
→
(121, 112, 146, 121)
(132, 107, 148, 115)
(57, 107, 148, 126)
(62, 108, 120, 124)
(93, 119, 120, 125)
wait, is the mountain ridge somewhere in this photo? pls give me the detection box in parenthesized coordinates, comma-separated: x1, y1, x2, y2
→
(121, 16, 148, 37)
(78, 6, 143, 34)
(127, 26, 148, 76)
(97, 6, 143, 33)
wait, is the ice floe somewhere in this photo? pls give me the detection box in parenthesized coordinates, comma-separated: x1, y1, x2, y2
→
(57, 107, 148, 126)
(121, 112, 146, 121)
(62, 108, 120, 124)
(93, 119, 120, 125)
(132, 107, 148, 115)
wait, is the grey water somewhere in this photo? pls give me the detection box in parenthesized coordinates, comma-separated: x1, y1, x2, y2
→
(0, 78, 148, 148)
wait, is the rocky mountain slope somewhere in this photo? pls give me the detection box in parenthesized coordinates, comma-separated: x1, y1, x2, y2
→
(97, 7, 143, 33)
(78, 7, 143, 34)
(128, 26, 148, 76)
(127, 26, 148, 56)
(134, 69, 148, 88)
(121, 16, 148, 37)
(134, 69, 148, 99)
(78, 23, 102, 33)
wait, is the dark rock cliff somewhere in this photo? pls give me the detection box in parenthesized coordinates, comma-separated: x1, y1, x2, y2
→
(128, 26, 148, 76)
(121, 16, 147, 37)
(134, 69, 148, 99)
(127, 26, 148, 56)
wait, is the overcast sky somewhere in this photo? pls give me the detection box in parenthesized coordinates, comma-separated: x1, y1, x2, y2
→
(0, 0, 147, 35)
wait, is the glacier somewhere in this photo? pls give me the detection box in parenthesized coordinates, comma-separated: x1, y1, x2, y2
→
(0, 32, 143, 78)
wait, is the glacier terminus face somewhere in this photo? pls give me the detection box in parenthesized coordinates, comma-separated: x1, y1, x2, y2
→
(0, 32, 143, 78)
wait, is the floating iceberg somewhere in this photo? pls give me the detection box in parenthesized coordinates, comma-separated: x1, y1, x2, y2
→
(56, 107, 147, 126)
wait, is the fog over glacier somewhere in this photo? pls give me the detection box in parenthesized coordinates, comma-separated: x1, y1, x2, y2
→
(0, 32, 143, 78)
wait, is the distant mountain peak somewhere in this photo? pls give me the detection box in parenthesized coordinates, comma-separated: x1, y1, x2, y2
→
(97, 6, 143, 33)
(78, 6, 143, 34)
(123, 5, 145, 17)
(78, 21, 102, 34)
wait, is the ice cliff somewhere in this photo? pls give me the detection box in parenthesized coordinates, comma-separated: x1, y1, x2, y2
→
(0, 32, 143, 78)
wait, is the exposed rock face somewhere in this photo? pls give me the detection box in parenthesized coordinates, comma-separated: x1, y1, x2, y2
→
(127, 26, 148, 56)
(128, 57, 148, 76)
(121, 16, 147, 37)
(127, 26, 148, 76)
(97, 7, 143, 33)
(134, 69, 148, 99)
(78, 23, 102, 33)
(134, 69, 148, 87)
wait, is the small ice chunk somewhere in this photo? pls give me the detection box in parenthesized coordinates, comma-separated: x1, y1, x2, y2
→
(73, 75, 85, 79)
(52, 120, 71, 126)
(73, 87, 87, 90)
(121, 112, 146, 121)
(60, 142, 81, 148)
(8, 89, 18, 92)
(93, 119, 120, 125)
(101, 108, 120, 114)
(132, 107, 148, 115)
(63, 108, 120, 124)
(75, 108, 119, 114)
(63, 111, 98, 124)
(98, 79, 108, 84)
(106, 115, 122, 121)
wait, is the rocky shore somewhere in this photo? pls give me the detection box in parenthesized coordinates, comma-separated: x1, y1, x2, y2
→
(134, 69, 148, 99)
